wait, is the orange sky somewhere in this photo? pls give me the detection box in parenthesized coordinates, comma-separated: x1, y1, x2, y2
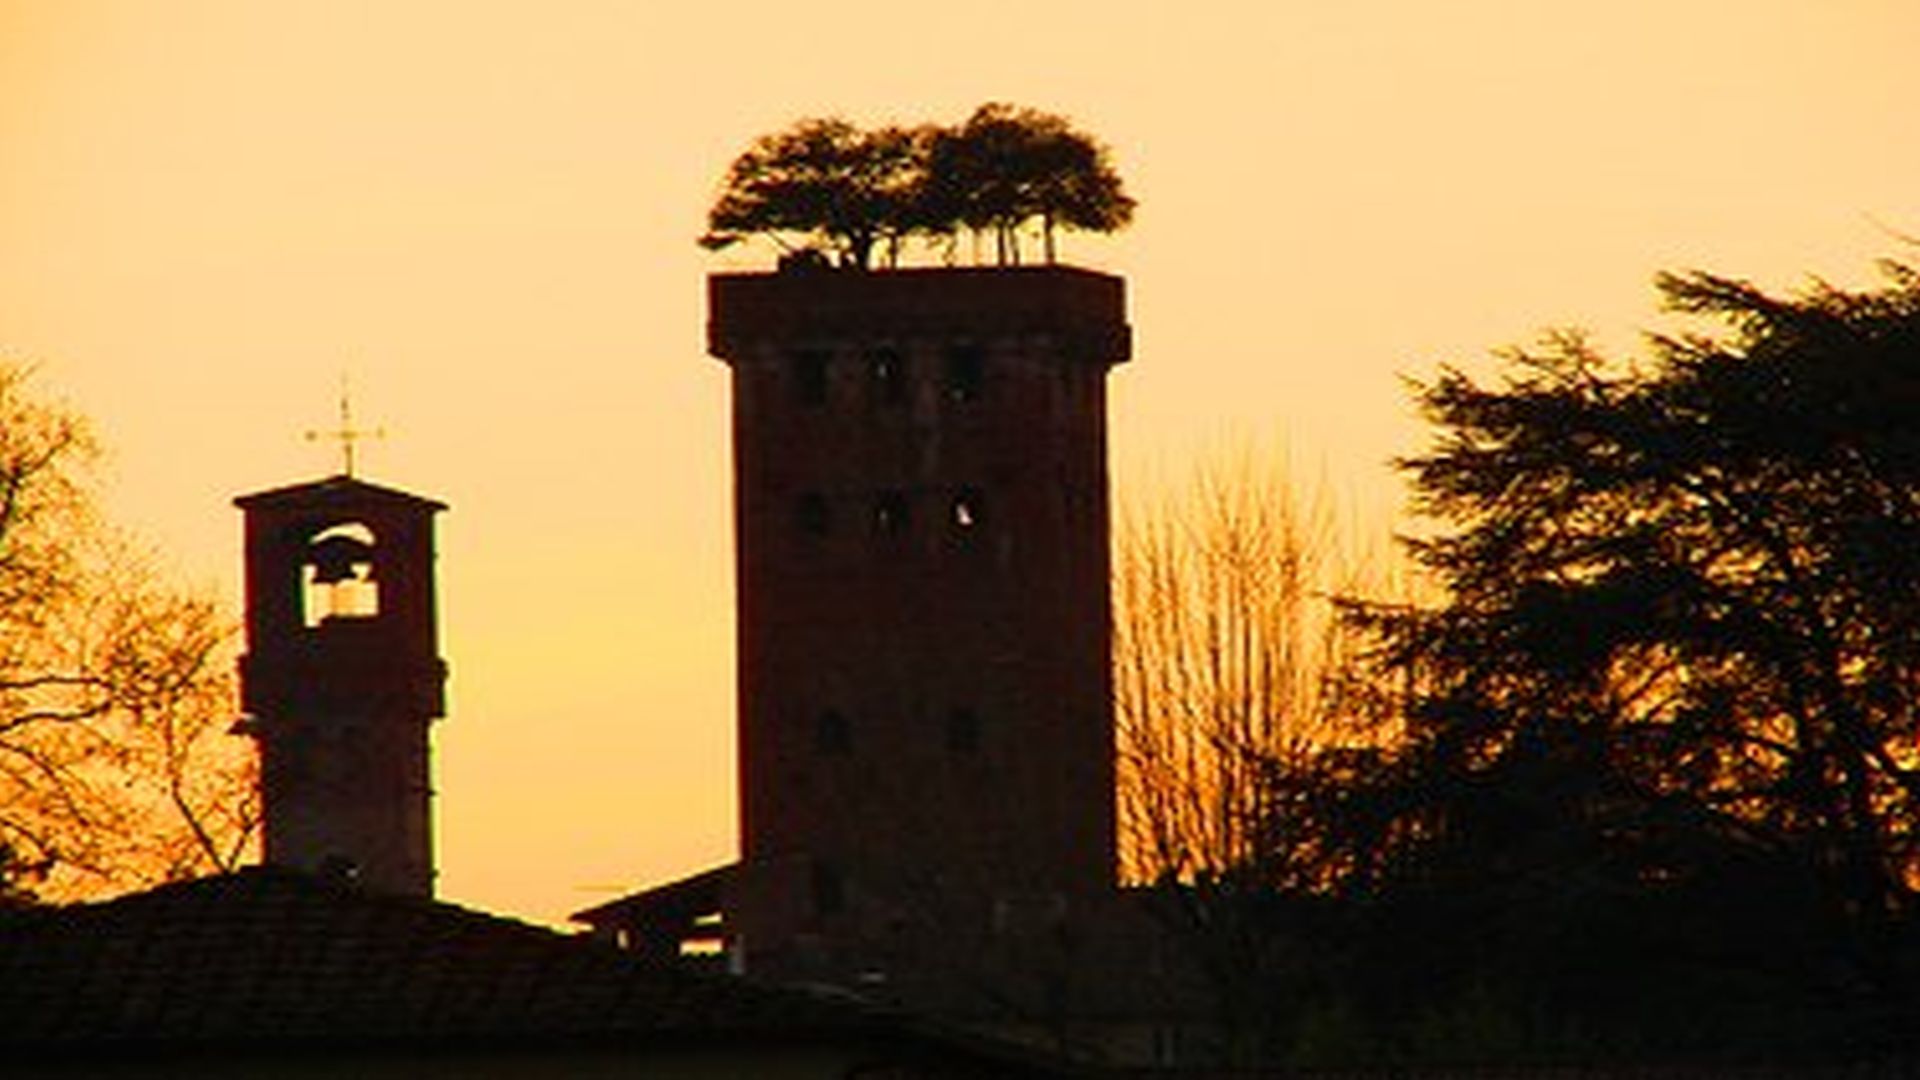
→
(2, 0, 1917, 923)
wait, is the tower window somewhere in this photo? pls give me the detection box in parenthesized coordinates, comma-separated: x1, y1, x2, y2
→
(867, 347, 907, 407)
(791, 350, 829, 406)
(873, 491, 910, 535)
(812, 860, 846, 916)
(946, 708, 981, 754)
(302, 522, 379, 627)
(950, 488, 984, 533)
(944, 346, 985, 403)
(318, 854, 361, 885)
(795, 492, 831, 537)
(814, 709, 851, 755)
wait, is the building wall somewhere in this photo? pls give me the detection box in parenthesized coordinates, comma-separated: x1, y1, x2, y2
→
(709, 266, 1129, 976)
(237, 480, 447, 897)
(4, 1044, 1028, 1080)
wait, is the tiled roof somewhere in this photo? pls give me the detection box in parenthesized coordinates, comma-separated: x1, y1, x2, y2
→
(569, 861, 730, 928)
(0, 868, 1042, 1066)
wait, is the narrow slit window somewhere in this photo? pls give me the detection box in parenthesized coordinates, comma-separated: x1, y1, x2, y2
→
(812, 861, 846, 915)
(874, 491, 910, 535)
(791, 350, 829, 406)
(944, 346, 984, 403)
(815, 709, 850, 754)
(795, 493, 831, 537)
(950, 488, 984, 533)
(946, 708, 981, 754)
(868, 347, 907, 407)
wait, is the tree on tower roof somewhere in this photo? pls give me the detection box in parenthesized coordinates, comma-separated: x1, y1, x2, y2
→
(699, 105, 1133, 270)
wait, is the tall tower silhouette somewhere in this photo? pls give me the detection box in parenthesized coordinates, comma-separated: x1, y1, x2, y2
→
(235, 475, 448, 897)
(709, 264, 1130, 983)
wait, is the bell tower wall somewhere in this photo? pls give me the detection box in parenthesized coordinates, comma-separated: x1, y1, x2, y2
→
(234, 477, 448, 897)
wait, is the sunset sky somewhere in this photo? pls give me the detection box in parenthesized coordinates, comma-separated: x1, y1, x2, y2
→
(2, 1, 1916, 922)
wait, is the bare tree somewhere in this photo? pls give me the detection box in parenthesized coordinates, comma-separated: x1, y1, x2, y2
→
(1115, 451, 1395, 883)
(0, 363, 255, 902)
(1112, 449, 1401, 1062)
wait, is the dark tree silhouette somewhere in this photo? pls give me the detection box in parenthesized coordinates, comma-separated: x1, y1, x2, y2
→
(700, 106, 1132, 268)
(924, 104, 1134, 265)
(700, 118, 928, 270)
(1335, 261, 1920, 1058)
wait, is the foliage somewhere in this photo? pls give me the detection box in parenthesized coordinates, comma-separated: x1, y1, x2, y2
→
(699, 104, 1132, 269)
(699, 118, 931, 271)
(0, 363, 255, 902)
(922, 104, 1134, 267)
(1329, 261, 1920, 1060)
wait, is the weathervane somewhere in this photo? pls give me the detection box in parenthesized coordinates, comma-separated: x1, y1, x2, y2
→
(305, 375, 384, 478)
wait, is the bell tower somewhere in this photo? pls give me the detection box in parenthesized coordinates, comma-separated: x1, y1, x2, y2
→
(709, 264, 1129, 984)
(235, 474, 448, 897)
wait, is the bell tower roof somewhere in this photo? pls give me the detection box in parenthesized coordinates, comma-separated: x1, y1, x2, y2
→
(234, 474, 448, 514)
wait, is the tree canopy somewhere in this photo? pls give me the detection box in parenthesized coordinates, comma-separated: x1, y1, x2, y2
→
(700, 117, 929, 272)
(1323, 261, 1920, 1060)
(699, 104, 1133, 269)
(923, 103, 1135, 266)
(0, 363, 254, 901)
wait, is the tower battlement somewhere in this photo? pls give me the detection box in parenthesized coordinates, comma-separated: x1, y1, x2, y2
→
(708, 265, 1130, 365)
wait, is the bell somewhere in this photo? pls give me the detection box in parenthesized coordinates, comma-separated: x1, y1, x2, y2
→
(308, 533, 375, 584)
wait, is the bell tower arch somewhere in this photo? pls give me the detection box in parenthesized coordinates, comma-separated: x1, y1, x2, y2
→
(235, 475, 448, 897)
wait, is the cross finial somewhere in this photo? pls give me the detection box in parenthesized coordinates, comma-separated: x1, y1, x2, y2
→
(305, 375, 384, 478)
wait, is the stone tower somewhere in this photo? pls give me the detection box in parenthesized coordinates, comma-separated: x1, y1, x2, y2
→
(708, 264, 1130, 984)
(235, 475, 448, 897)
